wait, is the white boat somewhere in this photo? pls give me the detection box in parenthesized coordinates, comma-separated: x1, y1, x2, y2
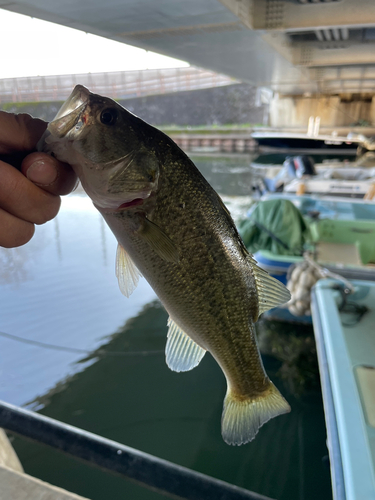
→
(255, 155, 375, 200)
(311, 278, 375, 500)
(284, 172, 375, 199)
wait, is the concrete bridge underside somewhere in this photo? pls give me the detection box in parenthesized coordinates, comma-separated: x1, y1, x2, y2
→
(2, 0, 375, 127)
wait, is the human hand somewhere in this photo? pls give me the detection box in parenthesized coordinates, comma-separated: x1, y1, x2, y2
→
(0, 112, 77, 248)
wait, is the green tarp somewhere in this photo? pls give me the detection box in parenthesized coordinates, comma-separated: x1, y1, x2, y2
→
(238, 199, 309, 256)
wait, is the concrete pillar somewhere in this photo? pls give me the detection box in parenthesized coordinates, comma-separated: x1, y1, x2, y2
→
(269, 94, 374, 128)
(370, 97, 375, 125)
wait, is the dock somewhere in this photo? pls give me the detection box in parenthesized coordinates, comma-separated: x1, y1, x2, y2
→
(168, 130, 257, 153)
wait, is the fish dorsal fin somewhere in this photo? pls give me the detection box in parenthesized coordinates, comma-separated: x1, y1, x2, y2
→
(115, 243, 142, 298)
(166, 317, 206, 372)
(247, 255, 291, 317)
(139, 218, 179, 264)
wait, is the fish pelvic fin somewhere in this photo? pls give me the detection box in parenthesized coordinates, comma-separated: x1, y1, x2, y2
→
(166, 317, 206, 372)
(221, 381, 291, 446)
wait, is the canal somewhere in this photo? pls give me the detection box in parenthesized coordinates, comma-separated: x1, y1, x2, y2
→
(0, 154, 332, 500)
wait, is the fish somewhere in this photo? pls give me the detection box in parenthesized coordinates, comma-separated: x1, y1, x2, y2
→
(40, 85, 291, 445)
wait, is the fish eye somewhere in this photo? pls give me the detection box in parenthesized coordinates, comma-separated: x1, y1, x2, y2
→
(100, 108, 118, 126)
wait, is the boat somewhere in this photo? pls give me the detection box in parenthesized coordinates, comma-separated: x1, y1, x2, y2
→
(251, 130, 362, 154)
(254, 155, 375, 200)
(283, 168, 375, 199)
(237, 194, 375, 322)
(311, 278, 375, 500)
(260, 192, 375, 221)
(239, 194, 375, 283)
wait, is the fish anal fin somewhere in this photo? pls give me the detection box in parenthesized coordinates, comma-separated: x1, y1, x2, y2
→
(166, 317, 206, 372)
(140, 218, 179, 264)
(248, 255, 291, 317)
(115, 243, 142, 298)
(222, 381, 291, 446)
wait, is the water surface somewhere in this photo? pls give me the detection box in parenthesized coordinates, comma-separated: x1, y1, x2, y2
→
(0, 155, 331, 500)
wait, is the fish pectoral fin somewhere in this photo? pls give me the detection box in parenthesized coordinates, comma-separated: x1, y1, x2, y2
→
(139, 218, 179, 263)
(115, 243, 142, 298)
(247, 255, 291, 317)
(166, 317, 206, 372)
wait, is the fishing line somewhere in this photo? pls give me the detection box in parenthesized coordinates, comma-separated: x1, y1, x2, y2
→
(0, 330, 163, 357)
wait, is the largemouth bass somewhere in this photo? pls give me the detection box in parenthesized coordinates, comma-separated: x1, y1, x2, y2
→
(41, 85, 291, 445)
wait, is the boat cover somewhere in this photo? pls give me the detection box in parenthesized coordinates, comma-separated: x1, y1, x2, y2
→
(238, 199, 309, 256)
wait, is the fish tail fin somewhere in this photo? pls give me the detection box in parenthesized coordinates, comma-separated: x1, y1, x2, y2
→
(221, 381, 291, 446)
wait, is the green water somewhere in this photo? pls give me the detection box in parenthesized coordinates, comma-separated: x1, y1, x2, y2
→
(0, 155, 332, 500)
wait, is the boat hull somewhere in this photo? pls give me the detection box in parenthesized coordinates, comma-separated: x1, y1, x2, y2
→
(311, 279, 375, 500)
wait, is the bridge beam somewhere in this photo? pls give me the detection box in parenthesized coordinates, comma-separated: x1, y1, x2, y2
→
(219, 0, 375, 31)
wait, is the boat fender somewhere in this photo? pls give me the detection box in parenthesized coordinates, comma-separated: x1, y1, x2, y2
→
(286, 261, 323, 317)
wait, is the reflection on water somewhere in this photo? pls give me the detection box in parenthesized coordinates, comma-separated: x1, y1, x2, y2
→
(0, 194, 157, 406)
(257, 319, 320, 397)
(11, 301, 330, 500)
(191, 154, 257, 196)
(0, 156, 332, 500)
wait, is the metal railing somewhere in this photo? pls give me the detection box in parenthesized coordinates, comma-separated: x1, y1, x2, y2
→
(0, 400, 274, 500)
(0, 67, 237, 104)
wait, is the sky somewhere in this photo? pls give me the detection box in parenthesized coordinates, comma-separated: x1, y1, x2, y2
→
(0, 8, 189, 79)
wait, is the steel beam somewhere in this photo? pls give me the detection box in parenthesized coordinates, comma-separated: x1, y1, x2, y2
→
(225, 0, 375, 31)
(295, 42, 375, 67)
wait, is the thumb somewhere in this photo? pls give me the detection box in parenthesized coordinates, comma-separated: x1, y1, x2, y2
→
(22, 152, 78, 196)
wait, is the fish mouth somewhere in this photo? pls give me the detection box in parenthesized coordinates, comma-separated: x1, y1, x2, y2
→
(47, 85, 91, 139)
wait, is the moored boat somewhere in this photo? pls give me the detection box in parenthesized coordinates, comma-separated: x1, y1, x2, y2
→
(239, 195, 375, 283)
(238, 194, 375, 322)
(254, 155, 375, 200)
(311, 278, 375, 500)
(283, 174, 375, 199)
(251, 131, 361, 154)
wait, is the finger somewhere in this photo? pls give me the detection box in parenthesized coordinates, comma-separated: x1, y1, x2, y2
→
(0, 207, 35, 248)
(21, 152, 78, 196)
(0, 112, 46, 154)
(0, 160, 61, 225)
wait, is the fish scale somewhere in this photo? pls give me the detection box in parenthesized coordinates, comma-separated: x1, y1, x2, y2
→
(41, 84, 291, 445)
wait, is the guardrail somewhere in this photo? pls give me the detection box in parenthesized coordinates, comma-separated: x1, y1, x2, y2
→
(0, 400, 274, 500)
(0, 67, 237, 104)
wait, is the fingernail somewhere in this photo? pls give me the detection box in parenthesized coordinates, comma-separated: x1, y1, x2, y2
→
(27, 160, 58, 186)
